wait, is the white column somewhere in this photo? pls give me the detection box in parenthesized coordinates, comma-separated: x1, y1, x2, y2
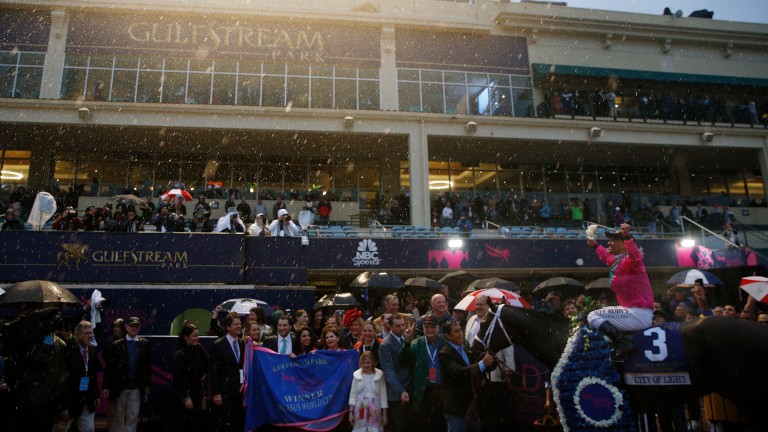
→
(408, 121, 430, 226)
(379, 26, 398, 111)
(40, 9, 69, 100)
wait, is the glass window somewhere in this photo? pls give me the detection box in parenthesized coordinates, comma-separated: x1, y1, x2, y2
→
(187, 72, 211, 104)
(445, 84, 466, 114)
(335, 79, 356, 109)
(161, 72, 187, 104)
(335, 66, 356, 78)
(398, 82, 420, 112)
(262, 75, 285, 107)
(238, 61, 261, 75)
(64, 54, 89, 68)
(140, 57, 164, 71)
(398, 69, 419, 81)
(422, 82, 444, 113)
(189, 59, 212, 73)
(259, 164, 283, 198)
(10, 74, 37, 99)
(510, 76, 531, 87)
(490, 86, 511, 116)
(86, 70, 112, 101)
(358, 80, 379, 110)
(114, 56, 137, 69)
(312, 65, 333, 77)
(89, 55, 114, 68)
(263, 63, 285, 75)
(214, 60, 237, 73)
(512, 89, 533, 118)
(137, 71, 162, 103)
(358, 67, 378, 80)
(311, 77, 333, 109)
(421, 70, 442, 83)
(1, 66, 17, 97)
(213, 74, 236, 105)
(111, 70, 137, 102)
(20, 53, 45, 66)
(238, 76, 261, 106)
(287, 76, 309, 108)
(61, 69, 86, 100)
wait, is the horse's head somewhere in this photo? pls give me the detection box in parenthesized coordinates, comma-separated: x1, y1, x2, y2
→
(472, 302, 516, 354)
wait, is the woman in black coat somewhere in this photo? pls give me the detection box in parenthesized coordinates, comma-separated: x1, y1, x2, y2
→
(173, 322, 210, 431)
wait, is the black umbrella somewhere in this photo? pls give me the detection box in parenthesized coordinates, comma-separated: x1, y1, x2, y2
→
(0, 280, 80, 307)
(404, 277, 446, 291)
(313, 292, 359, 310)
(349, 271, 404, 290)
(533, 277, 585, 299)
(666, 269, 723, 287)
(585, 278, 611, 291)
(467, 277, 521, 293)
(437, 270, 480, 292)
(107, 194, 149, 209)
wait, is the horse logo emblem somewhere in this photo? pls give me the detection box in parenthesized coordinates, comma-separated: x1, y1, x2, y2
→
(56, 243, 89, 270)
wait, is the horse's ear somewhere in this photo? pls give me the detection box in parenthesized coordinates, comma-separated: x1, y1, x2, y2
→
(488, 301, 498, 314)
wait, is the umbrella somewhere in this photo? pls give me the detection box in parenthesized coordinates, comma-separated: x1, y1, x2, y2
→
(438, 270, 479, 292)
(585, 278, 611, 291)
(0, 280, 80, 307)
(467, 277, 520, 293)
(667, 269, 723, 287)
(454, 288, 532, 311)
(160, 188, 193, 202)
(108, 194, 149, 209)
(313, 292, 359, 310)
(217, 298, 272, 318)
(404, 277, 446, 291)
(532, 277, 585, 299)
(349, 271, 404, 290)
(740, 276, 768, 303)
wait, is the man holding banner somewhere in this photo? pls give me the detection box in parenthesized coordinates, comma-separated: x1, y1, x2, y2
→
(210, 314, 245, 432)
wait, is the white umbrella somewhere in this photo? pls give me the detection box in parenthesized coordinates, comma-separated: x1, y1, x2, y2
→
(27, 192, 57, 231)
(218, 298, 272, 316)
(667, 269, 723, 286)
(740, 276, 768, 303)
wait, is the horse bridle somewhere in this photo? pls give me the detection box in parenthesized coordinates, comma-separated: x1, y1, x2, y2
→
(474, 303, 513, 351)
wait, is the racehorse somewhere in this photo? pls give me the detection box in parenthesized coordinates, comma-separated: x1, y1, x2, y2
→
(473, 305, 768, 430)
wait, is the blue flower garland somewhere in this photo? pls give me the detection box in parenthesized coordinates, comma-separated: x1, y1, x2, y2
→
(551, 325, 636, 431)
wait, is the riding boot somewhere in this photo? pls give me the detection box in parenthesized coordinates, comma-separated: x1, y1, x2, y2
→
(597, 321, 635, 362)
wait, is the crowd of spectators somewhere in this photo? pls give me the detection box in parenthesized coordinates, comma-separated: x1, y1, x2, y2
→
(539, 89, 767, 128)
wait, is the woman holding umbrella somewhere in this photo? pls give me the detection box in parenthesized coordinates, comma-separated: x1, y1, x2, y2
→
(586, 223, 654, 362)
(172, 322, 209, 432)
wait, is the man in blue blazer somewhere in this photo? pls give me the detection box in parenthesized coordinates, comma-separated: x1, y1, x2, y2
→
(378, 314, 412, 432)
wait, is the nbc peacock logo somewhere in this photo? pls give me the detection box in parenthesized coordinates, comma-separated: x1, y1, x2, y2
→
(352, 239, 381, 267)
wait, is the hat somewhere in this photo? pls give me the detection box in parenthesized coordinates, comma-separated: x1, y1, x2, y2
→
(422, 315, 439, 326)
(127, 316, 141, 326)
(4, 208, 12, 215)
(653, 309, 667, 319)
(604, 230, 625, 240)
(277, 209, 288, 217)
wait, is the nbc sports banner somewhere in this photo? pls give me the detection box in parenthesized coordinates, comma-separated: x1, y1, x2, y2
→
(245, 347, 359, 431)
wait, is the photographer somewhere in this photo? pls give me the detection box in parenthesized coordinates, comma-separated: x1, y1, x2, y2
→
(53, 207, 84, 231)
(247, 213, 271, 237)
(268, 209, 300, 237)
(152, 205, 178, 233)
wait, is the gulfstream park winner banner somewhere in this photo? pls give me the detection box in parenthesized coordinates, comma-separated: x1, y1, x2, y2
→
(245, 348, 358, 431)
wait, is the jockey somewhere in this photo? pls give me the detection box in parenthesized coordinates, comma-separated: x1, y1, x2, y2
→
(586, 223, 654, 362)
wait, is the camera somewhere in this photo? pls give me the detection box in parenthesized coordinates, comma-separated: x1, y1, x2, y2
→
(284, 215, 291, 221)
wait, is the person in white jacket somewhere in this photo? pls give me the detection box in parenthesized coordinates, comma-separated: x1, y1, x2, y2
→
(348, 351, 388, 431)
(247, 213, 272, 237)
(268, 208, 300, 237)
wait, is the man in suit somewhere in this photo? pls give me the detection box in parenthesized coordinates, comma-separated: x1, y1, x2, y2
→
(438, 321, 494, 432)
(210, 314, 245, 432)
(378, 314, 412, 432)
(373, 294, 413, 338)
(401, 315, 447, 431)
(263, 315, 295, 355)
(103, 316, 151, 432)
(54, 320, 101, 432)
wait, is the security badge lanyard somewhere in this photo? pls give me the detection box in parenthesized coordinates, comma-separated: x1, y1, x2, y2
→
(79, 348, 90, 391)
(426, 341, 438, 382)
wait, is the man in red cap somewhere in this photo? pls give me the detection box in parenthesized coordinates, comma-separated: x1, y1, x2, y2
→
(587, 223, 654, 361)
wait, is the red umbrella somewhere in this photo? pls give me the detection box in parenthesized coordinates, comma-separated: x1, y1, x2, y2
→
(454, 288, 531, 311)
(740, 276, 768, 303)
(160, 188, 193, 202)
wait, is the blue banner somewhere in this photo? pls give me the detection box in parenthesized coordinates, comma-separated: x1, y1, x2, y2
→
(245, 349, 358, 431)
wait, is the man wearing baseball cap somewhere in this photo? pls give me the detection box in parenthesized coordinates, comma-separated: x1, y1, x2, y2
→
(400, 314, 447, 430)
(268, 208, 300, 237)
(586, 223, 654, 362)
(103, 316, 151, 432)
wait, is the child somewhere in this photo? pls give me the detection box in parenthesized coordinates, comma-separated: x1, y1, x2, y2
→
(348, 351, 388, 431)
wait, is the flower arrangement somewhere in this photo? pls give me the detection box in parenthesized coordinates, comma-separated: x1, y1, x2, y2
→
(585, 224, 598, 240)
(551, 325, 635, 431)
